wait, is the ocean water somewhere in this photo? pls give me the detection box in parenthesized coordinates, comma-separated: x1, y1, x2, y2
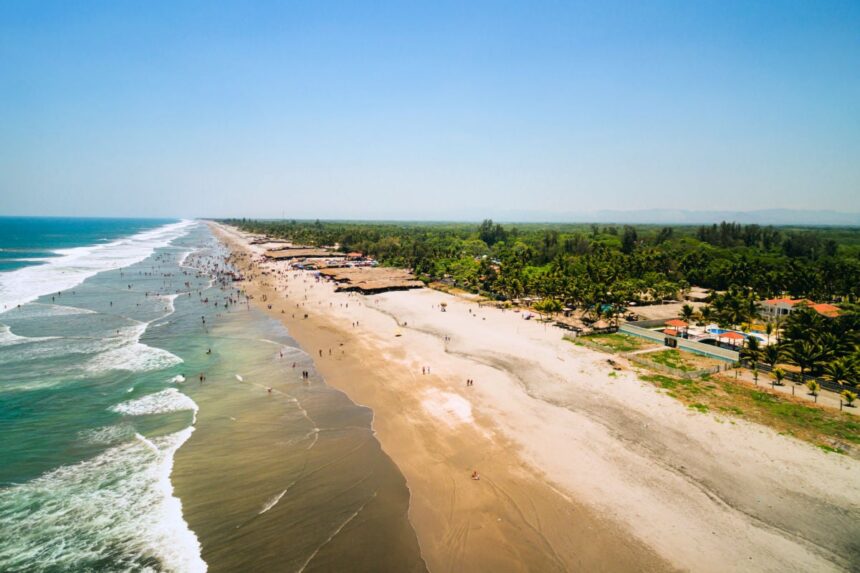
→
(0, 219, 424, 572)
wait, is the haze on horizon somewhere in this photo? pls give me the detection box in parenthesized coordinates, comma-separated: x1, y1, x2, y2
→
(1, 1, 858, 221)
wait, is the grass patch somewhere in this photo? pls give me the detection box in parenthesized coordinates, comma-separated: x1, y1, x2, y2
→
(638, 372, 860, 455)
(818, 445, 845, 455)
(639, 373, 707, 395)
(719, 406, 744, 415)
(645, 349, 697, 372)
(578, 333, 648, 353)
(608, 371, 617, 378)
(639, 373, 682, 389)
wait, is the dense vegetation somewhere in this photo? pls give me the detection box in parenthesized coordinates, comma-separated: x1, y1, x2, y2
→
(226, 218, 860, 304)
(225, 218, 860, 386)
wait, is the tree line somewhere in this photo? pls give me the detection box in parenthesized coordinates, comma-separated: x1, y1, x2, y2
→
(225, 217, 859, 391)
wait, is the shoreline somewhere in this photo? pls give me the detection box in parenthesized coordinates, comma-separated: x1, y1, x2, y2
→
(170, 228, 426, 572)
(211, 222, 668, 572)
(211, 221, 860, 573)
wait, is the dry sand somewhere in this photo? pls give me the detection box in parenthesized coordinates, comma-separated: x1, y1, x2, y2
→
(213, 222, 860, 573)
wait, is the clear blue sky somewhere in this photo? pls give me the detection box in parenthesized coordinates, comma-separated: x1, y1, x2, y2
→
(1, 1, 858, 220)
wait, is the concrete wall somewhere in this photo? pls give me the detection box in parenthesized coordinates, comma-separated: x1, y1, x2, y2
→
(620, 323, 739, 362)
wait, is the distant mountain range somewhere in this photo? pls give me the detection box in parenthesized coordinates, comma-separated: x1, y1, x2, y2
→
(478, 209, 860, 226)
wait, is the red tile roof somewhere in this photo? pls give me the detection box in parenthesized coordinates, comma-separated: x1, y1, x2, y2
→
(811, 303, 841, 318)
(665, 319, 688, 327)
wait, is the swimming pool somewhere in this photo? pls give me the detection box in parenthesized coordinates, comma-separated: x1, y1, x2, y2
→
(705, 327, 768, 343)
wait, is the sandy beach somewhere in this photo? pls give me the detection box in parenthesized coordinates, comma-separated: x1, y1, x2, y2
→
(212, 222, 860, 573)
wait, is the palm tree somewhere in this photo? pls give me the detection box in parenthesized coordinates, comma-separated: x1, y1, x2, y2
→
(842, 390, 857, 407)
(743, 296, 760, 330)
(787, 340, 823, 383)
(806, 380, 820, 397)
(762, 344, 782, 370)
(740, 336, 762, 367)
(765, 321, 774, 344)
(773, 367, 786, 386)
(680, 303, 695, 324)
(824, 358, 852, 388)
(676, 303, 693, 337)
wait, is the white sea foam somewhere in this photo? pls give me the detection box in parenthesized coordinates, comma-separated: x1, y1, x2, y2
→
(78, 424, 136, 446)
(84, 323, 183, 374)
(259, 489, 288, 515)
(0, 220, 196, 314)
(235, 374, 244, 382)
(2, 302, 96, 319)
(112, 388, 199, 425)
(171, 374, 187, 384)
(160, 293, 180, 316)
(0, 428, 207, 572)
(296, 492, 378, 573)
(0, 324, 58, 347)
(178, 249, 193, 267)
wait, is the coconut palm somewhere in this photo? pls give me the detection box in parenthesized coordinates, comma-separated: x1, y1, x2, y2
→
(823, 358, 852, 388)
(740, 336, 762, 367)
(787, 340, 823, 383)
(773, 367, 786, 386)
(762, 344, 782, 370)
(699, 305, 712, 325)
(680, 303, 695, 323)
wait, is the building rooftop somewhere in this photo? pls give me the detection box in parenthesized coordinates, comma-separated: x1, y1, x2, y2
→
(760, 297, 841, 317)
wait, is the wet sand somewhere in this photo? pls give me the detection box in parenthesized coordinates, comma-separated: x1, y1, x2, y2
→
(213, 224, 669, 572)
(213, 222, 860, 573)
(169, 234, 426, 572)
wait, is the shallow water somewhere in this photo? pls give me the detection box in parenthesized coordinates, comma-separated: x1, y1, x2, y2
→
(0, 220, 425, 572)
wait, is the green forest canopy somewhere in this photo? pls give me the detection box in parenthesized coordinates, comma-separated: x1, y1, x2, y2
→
(224, 218, 860, 306)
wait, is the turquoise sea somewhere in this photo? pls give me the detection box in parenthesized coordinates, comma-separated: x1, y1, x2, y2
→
(0, 219, 424, 572)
